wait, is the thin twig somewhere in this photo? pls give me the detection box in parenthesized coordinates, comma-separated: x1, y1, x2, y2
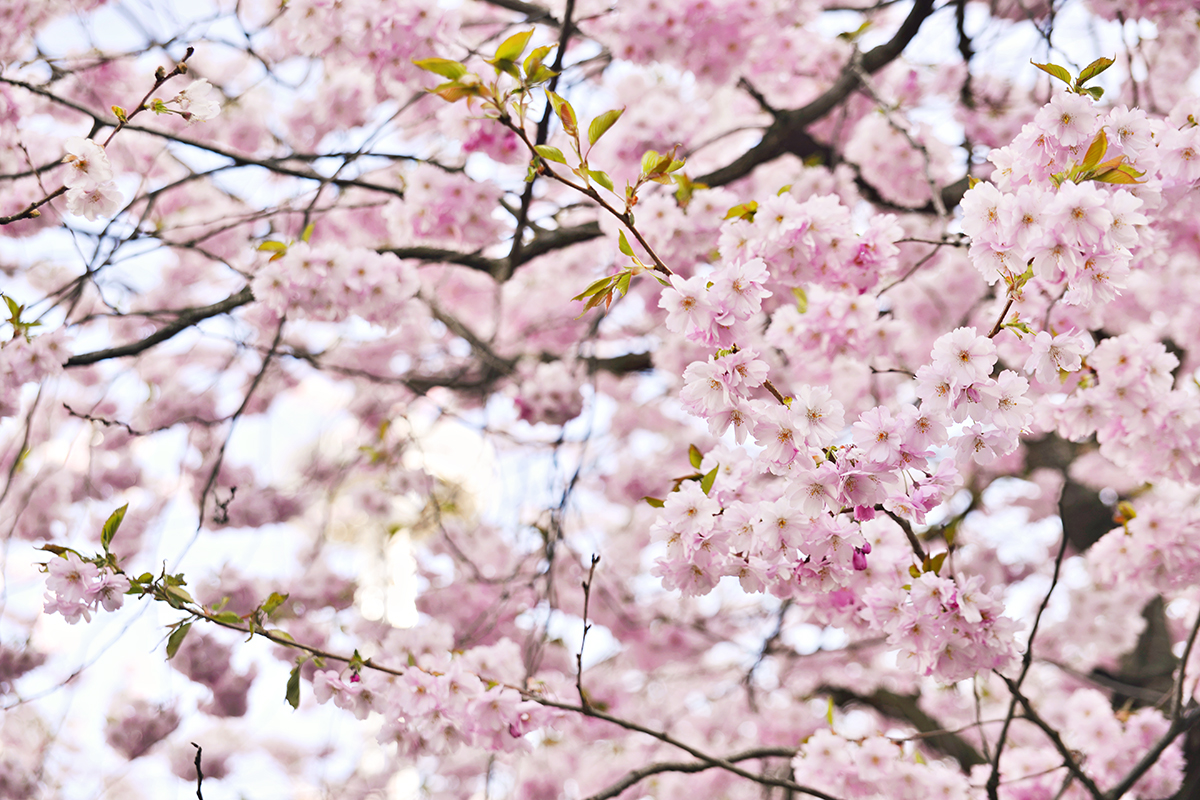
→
(576, 554, 601, 706)
(986, 529, 1072, 800)
(191, 742, 204, 800)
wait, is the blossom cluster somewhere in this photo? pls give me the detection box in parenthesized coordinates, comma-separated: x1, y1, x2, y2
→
(959, 96, 1200, 305)
(791, 730, 973, 800)
(716, 192, 904, 296)
(0, 328, 69, 418)
(861, 572, 1020, 683)
(1054, 333, 1199, 484)
(42, 552, 130, 624)
(313, 661, 551, 756)
(513, 360, 584, 427)
(1088, 498, 1200, 594)
(251, 242, 420, 327)
(61, 136, 123, 221)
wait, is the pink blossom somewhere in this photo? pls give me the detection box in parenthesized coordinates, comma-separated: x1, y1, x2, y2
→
(65, 182, 123, 221)
(61, 137, 113, 188)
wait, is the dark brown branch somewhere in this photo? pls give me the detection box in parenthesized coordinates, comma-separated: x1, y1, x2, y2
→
(998, 676, 1106, 800)
(576, 554, 600, 706)
(694, 0, 936, 189)
(823, 686, 986, 767)
(584, 747, 798, 800)
(527, 697, 845, 800)
(64, 286, 254, 367)
(505, 0, 577, 280)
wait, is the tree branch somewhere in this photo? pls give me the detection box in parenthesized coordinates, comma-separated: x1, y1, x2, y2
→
(64, 286, 254, 367)
(694, 0, 936, 189)
(584, 746, 798, 800)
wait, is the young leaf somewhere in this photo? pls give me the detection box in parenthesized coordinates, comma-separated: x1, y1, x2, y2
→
(587, 169, 615, 192)
(1081, 129, 1108, 171)
(643, 496, 665, 508)
(166, 622, 192, 659)
(640, 149, 661, 175)
(688, 444, 703, 469)
(100, 504, 128, 553)
(926, 551, 948, 575)
(1031, 61, 1072, 87)
(262, 591, 289, 616)
(257, 240, 287, 253)
(534, 144, 568, 164)
(431, 81, 481, 104)
(1077, 56, 1114, 86)
(618, 230, 634, 257)
(411, 58, 468, 80)
(588, 108, 624, 147)
(571, 275, 618, 302)
(286, 665, 301, 709)
(494, 30, 534, 63)
(700, 465, 718, 495)
(301, 222, 315, 243)
(792, 286, 808, 313)
(615, 271, 631, 296)
(165, 584, 195, 605)
(546, 91, 577, 137)
(1082, 85, 1104, 101)
(723, 201, 758, 221)
(213, 611, 243, 625)
(523, 44, 556, 77)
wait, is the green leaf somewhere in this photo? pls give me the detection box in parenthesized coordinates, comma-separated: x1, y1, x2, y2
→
(262, 591, 289, 616)
(494, 30, 534, 63)
(546, 91, 577, 137)
(926, 552, 948, 575)
(268, 629, 295, 642)
(533, 144, 567, 164)
(640, 150, 661, 175)
(431, 80, 481, 103)
(643, 496, 665, 508)
(1081, 130, 1108, 171)
(908, 564, 922, 579)
(1077, 56, 1114, 86)
(286, 666, 301, 709)
(688, 444, 703, 469)
(1031, 61, 1072, 87)
(300, 223, 315, 243)
(213, 611, 243, 625)
(587, 169, 615, 192)
(166, 622, 191, 659)
(411, 58, 468, 80)
(257, 240, 287, 253)
(571, 275, 619, 302)
(165, 584, 195, 605)
(618, 230, 634, 257)
(792, 286, 808, 314)
(700, 465, 718, 495)
(615, 271, 632, 297)
(588, 108, 624, 147)
(523, 44, 556, 78)
(724, 201, 758, 221)
(100, 504, 128, 552)
(1082, 85, 1104, 101)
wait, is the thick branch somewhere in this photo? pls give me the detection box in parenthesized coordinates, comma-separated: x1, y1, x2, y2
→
(823, 686, 986, 767)
(694, 0, 936, 189)
(585, 747, 797, 800)
(65, 286, 255, 367)
(530, 697, 844, 800)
